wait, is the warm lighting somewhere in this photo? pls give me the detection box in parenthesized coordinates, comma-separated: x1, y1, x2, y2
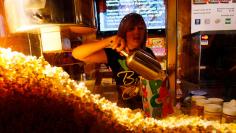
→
(4, 0, 69, 53)
(4, 0, 96, 34)
(0, 15, 6, 37)
(4, 0, 97, 53)
(4, 0, 75, 33)
(4, 0, 25, 33)
(40, 26, 62, 52)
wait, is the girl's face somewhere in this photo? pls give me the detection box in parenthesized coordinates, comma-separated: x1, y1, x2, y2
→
(125, 24, 146, 50)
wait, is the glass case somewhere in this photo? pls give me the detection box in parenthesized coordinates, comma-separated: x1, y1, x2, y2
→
(181, 30, 236, 100)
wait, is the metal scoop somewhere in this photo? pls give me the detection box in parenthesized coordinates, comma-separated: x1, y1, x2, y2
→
(120, 49, 164, 80)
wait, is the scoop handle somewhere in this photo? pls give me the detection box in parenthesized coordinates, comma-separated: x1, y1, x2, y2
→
(120, 50, 129, 57)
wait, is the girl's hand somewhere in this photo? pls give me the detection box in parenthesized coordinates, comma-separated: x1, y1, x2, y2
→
(106, 35, 130, 54)
(113, 36, 125, 52)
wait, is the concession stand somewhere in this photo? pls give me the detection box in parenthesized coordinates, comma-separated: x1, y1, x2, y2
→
(0, 0, 235, 132)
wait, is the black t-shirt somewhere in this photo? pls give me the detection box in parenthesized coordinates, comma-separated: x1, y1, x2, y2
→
(104, 47, 155, 109)
(104, 47, 155, 86)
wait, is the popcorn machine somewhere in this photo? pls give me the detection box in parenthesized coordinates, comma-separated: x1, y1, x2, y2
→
(3, 0, 97, 80)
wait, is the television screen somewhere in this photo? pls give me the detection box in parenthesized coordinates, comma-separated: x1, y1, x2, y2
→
(96, 0, 166, 32)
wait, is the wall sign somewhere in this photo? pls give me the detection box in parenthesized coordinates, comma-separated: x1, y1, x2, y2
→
(191, 0, 236, 33)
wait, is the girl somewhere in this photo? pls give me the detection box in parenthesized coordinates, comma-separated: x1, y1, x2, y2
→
(72, 13, 156, 109)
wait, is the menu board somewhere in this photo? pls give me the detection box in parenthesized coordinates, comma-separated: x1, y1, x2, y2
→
(191, 0, 236, 33)
(98, 0, 166, 31)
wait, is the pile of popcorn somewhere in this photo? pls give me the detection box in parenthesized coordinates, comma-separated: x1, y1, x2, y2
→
(0, 48, 235, 132)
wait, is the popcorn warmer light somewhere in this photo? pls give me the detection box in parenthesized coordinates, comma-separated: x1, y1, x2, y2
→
(0, 47, 235, 132)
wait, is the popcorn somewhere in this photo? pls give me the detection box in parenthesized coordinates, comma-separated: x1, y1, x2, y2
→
(0, 48, 235, 132)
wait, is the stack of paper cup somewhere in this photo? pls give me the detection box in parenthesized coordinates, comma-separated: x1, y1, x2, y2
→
(207, 98, 224, 105)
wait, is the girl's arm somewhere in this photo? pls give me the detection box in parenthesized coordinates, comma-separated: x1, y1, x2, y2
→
(72, 35, 126, 64)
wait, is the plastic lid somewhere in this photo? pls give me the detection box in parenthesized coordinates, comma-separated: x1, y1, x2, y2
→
(224, 100, 236, 108)
(229, 99, 236, 106)
(196, 99, 209, 107)
(223, 107, 236, 116)
(204, 104, 222, 113)
(192, 95, 206, 101)
(223, 102, 231, 108)
(208, 98, 224, 105)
